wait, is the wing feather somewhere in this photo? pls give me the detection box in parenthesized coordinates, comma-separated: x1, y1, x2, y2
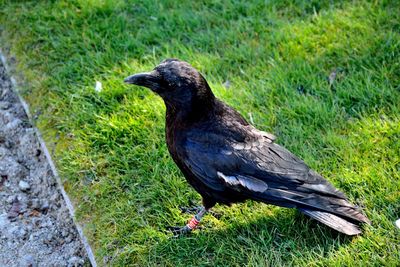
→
(217, 171, 268, 193)
(180, 125, 368, 223)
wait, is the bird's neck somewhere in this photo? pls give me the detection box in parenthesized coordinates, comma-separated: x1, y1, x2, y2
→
(165, 94, 216, 126)
(165, 84, 216, 126)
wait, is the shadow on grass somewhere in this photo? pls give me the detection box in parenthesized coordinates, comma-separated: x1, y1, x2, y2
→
(148, 207, 353, 266)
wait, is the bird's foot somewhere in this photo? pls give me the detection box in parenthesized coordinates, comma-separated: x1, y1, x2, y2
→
(166, 225, 192, 237)
(167, 213, 206, 237)
(166, 225, 205, 237)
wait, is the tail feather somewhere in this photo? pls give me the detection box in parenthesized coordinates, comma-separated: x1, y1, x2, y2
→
(265, 188, 370, 225)
(332, 204, 370, 224)
(299, 208, 364, 235)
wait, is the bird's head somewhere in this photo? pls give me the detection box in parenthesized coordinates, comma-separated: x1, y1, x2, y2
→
(124, 59, 214, 109)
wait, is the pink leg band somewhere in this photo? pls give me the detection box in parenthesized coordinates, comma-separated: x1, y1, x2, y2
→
(186, 217, 200, 229)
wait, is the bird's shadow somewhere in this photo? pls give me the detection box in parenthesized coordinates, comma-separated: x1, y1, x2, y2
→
(151, 209, 354, 265)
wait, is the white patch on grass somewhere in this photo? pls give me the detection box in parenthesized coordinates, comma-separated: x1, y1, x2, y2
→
(95, 81, 102, 92)
(395, 219, 400, 229)
(223, 80, 231, 89)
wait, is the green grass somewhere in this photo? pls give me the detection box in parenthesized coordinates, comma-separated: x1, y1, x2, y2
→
(1, 0, 400, 265)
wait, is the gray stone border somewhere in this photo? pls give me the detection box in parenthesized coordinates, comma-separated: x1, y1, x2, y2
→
(0, 49, 97, 267)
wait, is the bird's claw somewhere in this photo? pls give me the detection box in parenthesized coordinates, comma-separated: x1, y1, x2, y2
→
(166, 225, 205, 237)
(166, 225, 192, 237)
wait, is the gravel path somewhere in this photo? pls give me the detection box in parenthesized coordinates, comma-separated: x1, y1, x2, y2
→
(0, 61, 88, 266)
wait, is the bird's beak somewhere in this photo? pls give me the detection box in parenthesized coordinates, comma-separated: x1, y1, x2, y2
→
(124, 72, 153, 85)
(124, 71, 162, 92)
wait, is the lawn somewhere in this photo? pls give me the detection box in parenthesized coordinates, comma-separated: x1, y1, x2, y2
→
(1, 0, 399, 265)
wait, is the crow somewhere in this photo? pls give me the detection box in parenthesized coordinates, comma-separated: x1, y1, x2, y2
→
(124, 59, 370, 235)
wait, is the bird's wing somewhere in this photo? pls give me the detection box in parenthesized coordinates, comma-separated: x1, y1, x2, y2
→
(180, 126, 371, 224)
(182, 127, 341, 197)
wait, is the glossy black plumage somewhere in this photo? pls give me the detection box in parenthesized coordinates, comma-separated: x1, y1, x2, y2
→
(124, 59, 370, 235)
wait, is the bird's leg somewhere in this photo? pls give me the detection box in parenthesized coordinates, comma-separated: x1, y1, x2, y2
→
(168, 206, 208, 235)
(185, 206, 207, 230)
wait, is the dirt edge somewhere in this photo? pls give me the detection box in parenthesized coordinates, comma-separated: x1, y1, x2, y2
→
(0, 49, 97, 267)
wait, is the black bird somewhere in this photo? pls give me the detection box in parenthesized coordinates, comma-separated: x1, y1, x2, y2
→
(124, 59, 370, 235)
